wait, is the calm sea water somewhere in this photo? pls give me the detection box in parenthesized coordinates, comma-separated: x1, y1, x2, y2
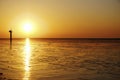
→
(0, 38, 120, 80)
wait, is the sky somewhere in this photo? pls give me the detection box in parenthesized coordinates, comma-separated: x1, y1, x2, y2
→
(0, 0, 120, 38)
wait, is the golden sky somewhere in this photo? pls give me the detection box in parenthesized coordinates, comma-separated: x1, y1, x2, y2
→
(0, 0, 120, 38)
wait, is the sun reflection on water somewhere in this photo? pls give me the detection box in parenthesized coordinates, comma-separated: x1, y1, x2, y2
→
(23, 38, 31, 80)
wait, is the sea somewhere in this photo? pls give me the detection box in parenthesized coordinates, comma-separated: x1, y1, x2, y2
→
(0, 38, 120, 80)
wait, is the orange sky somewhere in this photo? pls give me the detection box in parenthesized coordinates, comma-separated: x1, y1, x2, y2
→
(0, 0, 120, 38)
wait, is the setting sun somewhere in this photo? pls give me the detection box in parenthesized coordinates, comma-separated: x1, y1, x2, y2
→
(23, 23, 32, 33)
(0, 0, 120, 80)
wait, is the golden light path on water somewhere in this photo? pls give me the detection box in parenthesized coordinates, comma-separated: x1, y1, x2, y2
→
(23, 38, 31, 80)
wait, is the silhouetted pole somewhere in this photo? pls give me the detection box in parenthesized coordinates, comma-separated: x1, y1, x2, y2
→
(9, 30, 12, 49)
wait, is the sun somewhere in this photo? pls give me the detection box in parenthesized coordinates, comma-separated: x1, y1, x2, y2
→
(23, 23, 32, 33)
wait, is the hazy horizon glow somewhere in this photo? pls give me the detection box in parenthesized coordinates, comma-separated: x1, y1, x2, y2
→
(0, 0, 120, 38)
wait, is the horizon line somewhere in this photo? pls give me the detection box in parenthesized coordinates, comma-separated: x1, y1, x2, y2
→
(0, 38, 120, 40)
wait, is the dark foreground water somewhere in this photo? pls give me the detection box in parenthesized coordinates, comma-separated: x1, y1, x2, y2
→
(0, 38, 120, 80)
